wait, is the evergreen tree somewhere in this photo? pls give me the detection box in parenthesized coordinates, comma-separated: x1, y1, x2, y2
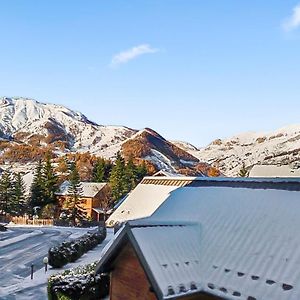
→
(109, 152, 128, 202)
(125, 156, 138, 190)
(10, 173, 26, 216)
(238, 162, 248, 177)
(42, 153, 58, 205)
(104, 160, 113, 180)
(29, 160, 45, 215)
(0, 170, 13, 216)
(136, 161, 148, 182)
(66, 162, 85, 226)
(92, 158, 106, 182)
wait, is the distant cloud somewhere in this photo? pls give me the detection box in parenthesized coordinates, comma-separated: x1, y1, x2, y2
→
(110, 44, 159, 67)
(282, 3, 300, 31)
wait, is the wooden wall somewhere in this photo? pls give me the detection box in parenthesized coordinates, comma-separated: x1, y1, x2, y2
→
(108, 242, 222, 300)
(110, 243, 157, 300)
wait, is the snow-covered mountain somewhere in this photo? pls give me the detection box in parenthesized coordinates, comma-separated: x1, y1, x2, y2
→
(0, 97, 136, 158)
(178, 125, 300, 176)
(0, 97, 215, 176)
(121, 128, 216, 176)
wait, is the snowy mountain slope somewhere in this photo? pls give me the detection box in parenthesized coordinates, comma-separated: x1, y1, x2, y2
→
(0, 97, 136, 157)
(172, 140, 200, 152)
(0, 97, 219, 176)
(181, 125, 300, 176)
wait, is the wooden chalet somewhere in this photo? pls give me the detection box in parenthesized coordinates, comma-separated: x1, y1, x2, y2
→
(56, 181, 111, 221)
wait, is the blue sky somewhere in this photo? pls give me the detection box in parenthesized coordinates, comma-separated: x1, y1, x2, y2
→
(1, 1, 300, 146)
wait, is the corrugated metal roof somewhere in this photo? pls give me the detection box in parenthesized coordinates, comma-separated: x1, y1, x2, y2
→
(147, 186, 300, 299)
(132, 225, 203, 298)
(56, 181, 107, 197)
(106, 183, 178, 227)
(99, 177, 300, 299)
(106, 176, 300, 227)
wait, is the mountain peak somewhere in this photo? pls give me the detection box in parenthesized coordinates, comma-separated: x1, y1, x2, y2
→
(0, 96, 136, 156)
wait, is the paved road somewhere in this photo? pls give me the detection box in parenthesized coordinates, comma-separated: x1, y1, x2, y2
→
(0, 227, 75, 299)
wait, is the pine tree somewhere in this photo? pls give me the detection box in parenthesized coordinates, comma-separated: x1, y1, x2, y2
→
(238, 162, 248, 177)
(0, 170, 13, 216)
(10, 173, 26, 216)
(136, 161, 148, 182)
(66, 162, 85, 226)
(92, 158, 106, 182)
(125, 156, 138, 190)
(104, 159, 113, 180)
(30, 160, 45, 215)
(109, 152, 128, 202)
(42, 153, 58, 205)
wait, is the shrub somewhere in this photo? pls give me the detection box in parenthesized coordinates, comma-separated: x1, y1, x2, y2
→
(0, 224, 7, 231)
(48, 227, 106, 268)
(48, 261, 109, 300)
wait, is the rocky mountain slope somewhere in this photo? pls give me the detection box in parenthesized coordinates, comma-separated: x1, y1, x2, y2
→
(175, 125, 300, 176)
(0, 97, 217, 176)
(122, 128, 219, 176)
(0, 97, 135, 158)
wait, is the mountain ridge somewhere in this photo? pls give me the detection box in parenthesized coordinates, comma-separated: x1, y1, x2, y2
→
(175, 125, 300, 176)
(0, 97, 217, 176)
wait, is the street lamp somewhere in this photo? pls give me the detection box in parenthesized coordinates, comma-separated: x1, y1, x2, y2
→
(30, 264, 34, 280)
(43, 256, 49, 273)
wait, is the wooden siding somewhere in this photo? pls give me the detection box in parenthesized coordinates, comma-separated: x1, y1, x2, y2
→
(58, 185, 111, 221)
(110, 243, 157, 300)
(107, 242, 222, 300)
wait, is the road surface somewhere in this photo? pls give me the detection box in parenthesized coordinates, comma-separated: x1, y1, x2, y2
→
(0, 226, 107, 299)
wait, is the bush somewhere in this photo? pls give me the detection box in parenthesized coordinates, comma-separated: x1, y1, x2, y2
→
(48, 227, 106, 268)
(0, 224, 7, 231)
(48, 261, 109, 300)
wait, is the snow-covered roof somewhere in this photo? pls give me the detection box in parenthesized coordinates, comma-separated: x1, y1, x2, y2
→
(92, 207, 113, 214)
(106, 176, 300, 227)
(153, 170, 182, 177)
(106, 177, 184, 227)
(56, 181, 107, 198)
(98, 177, 300, 299)
(250, 164, 300, 178)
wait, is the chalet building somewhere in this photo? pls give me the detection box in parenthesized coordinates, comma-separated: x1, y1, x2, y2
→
(97, 177, 300, 299)
(56, 181, 111, 221)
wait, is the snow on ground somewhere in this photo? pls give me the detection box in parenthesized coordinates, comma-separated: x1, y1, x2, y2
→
(0, 230, 43, 247)
(0, 226, 113, 300)
(145, 149, 177, 173)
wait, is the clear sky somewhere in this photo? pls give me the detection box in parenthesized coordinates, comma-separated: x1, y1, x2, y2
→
(1, 1, 300, 147)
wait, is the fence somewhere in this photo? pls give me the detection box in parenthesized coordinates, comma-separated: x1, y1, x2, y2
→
(4, 216, 103, 227)
(10, 216, 53, 226)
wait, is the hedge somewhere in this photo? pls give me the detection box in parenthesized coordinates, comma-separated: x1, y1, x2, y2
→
(0, 224, 7, 231)
(48, 227, 106, 268)
(48, 261, 109, 300)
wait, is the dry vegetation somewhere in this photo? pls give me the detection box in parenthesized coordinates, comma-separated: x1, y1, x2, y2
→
(0, 128, 220, 177)
(0, 144, 55, 163)
(122, 128, 220, 177)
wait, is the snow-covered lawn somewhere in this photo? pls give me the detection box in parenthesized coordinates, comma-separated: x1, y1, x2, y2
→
(0, 225, 113, 300)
